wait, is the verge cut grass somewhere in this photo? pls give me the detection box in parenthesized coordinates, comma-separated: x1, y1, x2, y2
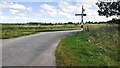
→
(56, 24, 119, 66)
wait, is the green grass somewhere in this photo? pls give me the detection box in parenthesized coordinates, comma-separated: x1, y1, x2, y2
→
(56, 24, 119, 66)
(0, 24, 80, 39)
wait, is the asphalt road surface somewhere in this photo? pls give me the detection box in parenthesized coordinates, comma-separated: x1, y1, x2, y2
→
(2, 30, 80, 66)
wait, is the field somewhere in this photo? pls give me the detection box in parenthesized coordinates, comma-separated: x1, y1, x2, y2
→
(56, 24, 119, 66)
(0, 24, 80, 39)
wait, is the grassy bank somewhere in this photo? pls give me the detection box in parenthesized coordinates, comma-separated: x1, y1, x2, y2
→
(0, 24, 80, 39)
(56, 24, 119, 66)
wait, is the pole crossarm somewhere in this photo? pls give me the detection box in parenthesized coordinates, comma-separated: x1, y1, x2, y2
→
(75, 14, 86, 16)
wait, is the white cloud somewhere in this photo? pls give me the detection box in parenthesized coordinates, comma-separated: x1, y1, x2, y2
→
(0, 16, 11, 23)
(76, 0, 98, 3)
(58, 11, 72, 18)
(18, 13, 26, 16)
(58, 1, 78, 13)
(26, 7, 32, 11)
(0, 16, 39, 23)
(0, 3, 6, 8)
(0, 2, 32, 12)
(0, 12, 3, 15)
(41, 4, 56, 12)
(40, 2, 78, 18)
(40, 4, 58, 16)
(9, 9, 19, 14)
(10, 4, 26, 10)
(0, 15, 75, 23)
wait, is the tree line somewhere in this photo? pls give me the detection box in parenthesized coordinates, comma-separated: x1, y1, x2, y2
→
(27, 19, 119, 25)
(1, 19, 119, 25)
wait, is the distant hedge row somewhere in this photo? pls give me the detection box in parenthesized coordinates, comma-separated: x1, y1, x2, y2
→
(107, 19, 120, 24)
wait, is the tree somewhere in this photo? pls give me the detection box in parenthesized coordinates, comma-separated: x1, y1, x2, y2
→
(68, 22, 73, 24)
(96, 1, 120, 17)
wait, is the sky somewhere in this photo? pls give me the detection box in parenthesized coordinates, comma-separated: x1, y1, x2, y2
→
(0, 0, 118, 23)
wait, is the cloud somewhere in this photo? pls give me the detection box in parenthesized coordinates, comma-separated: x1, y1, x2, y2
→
(0, 16, 64, 23)
(0, 2, 32, 18)
(0, 3, 6, 8)
(40, 4, 58, 16)
(40, 2, 78, 18)
(18, 13, 26, 16)
(0, 2, 32, 12)
(58, 1, 82, 18)
(58, 11, 72, 18)
(76, 0, 98, 3)
(10, 4, 32, 11)
(9, 9, 19, 14)
(0, 12, 3, 15)
(0, 16, 11, 23)
(58, 1, 78, 13)
(0, 16, 38, 23)
(0, 15, 77, 23)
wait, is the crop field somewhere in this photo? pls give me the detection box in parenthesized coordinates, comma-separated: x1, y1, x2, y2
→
(0, 24, 80, 39)
(56, 24, 119, 66)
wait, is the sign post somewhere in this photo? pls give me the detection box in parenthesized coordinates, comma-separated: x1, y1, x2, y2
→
(75, 6, 86, 31)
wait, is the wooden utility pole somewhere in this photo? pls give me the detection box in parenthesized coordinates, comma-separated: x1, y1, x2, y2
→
(75, 6, 86, 31)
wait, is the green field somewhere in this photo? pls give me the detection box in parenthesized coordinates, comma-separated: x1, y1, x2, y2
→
(56, 24, 119, 66)
(0, 24, 80, 39)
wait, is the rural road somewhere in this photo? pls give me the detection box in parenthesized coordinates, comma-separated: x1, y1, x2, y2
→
(2, 30, 80, 66)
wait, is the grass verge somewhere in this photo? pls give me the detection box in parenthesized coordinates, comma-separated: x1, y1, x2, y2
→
(56, 24, 119, 66)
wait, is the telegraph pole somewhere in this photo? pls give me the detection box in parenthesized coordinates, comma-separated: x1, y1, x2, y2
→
(75, 6, 86, 31)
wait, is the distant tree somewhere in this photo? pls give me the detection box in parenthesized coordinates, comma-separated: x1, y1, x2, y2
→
(57, 22, 63, 25)
(96, 1, 120, 17)
(99, 21, 106, 24)
(107, 19, 120, 24)
(94, 22, 98, 24)
(55, 23, 58, 25)
(87, 21, 93, 24)
(68, 22, 73, 24)
(28, 22, 39, 25)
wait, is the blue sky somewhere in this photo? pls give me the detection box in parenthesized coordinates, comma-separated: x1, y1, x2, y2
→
(0, 0, 117, 23)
